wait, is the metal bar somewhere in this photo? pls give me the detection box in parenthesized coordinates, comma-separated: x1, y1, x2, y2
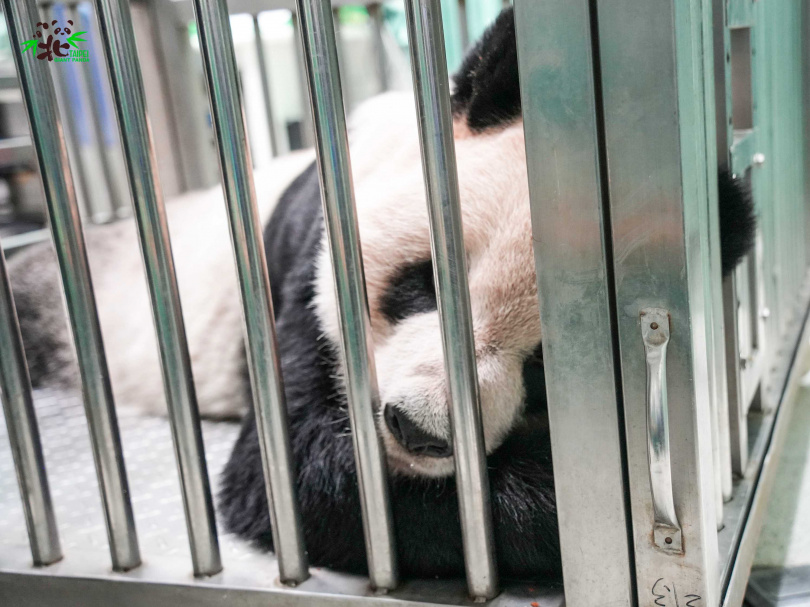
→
(0, 550, 565, 607)
(403, 1, 497, 599)
(331, 6, 353, 111)
(695, 0, 731, 517)
(2, 0, 141, 573)
(190, 0, 308, 584)
(291, 12, 314, 149)
(93, 0, 221, 577)
(724, 275, 748, 475)
(293, 0, 397, 591)
(146, 0, 219, 191)
(253, 14, 279, 158)
(367, 3, 389, 92)
(49, 2, 116, 225)
(714, 0, 749, 478)
(513, 0, 634, 603)
(0, 247, 61, 567)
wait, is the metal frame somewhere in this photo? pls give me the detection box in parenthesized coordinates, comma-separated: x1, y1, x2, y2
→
(513, 0, 634, 605)
(595, 0, 721, 602)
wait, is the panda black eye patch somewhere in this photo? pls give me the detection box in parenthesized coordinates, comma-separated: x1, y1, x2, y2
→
(380, 260, 437, 322)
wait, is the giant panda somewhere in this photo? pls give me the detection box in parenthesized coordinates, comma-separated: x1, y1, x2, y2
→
(8, 7, 755, 581)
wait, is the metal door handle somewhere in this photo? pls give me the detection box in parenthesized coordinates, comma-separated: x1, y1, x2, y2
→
(641, 308, 683, 554)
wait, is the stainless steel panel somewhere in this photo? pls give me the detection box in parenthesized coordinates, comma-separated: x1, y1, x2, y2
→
(93, 0, 222, 577)
(596, 0, 721, 601)
(698, 0, 734, 507)
(293, 0, 398, 591)
(2, 0, 141, 573)
(190, 0, 308, 584)
(403, 0, 497, 599)
(0, 248, 61, 566)
(513, 0, 634, 603)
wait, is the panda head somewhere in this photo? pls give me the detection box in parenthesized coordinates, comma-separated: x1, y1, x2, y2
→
(313, 10, 534, 478)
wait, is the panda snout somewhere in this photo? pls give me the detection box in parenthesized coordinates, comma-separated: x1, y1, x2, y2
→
(383, 405, 452, 458)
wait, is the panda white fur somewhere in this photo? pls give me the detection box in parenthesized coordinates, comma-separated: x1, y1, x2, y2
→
(9, 8, 755, 580)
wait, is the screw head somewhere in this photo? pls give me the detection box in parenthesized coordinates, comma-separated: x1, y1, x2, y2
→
(651, 322, 659, 330)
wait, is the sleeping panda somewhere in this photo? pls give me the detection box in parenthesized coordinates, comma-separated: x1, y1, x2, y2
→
(8, 7, 755, 581)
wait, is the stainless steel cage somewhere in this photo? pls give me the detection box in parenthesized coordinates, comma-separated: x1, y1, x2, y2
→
(1, 0, 808, 606)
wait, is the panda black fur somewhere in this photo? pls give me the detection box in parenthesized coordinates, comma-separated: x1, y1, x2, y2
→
(220, 7, 756, 581)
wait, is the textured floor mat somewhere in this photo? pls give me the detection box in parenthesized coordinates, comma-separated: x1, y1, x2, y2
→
(0, 388, 273, 569)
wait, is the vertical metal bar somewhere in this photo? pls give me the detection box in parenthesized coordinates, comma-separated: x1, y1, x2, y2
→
(513, 0, 635, 603)
(146, 0, 218, 191)
(253, 14, 279, 158)
(367, 3, 389, 93)
(77, 1, 132, 219)
(0, 247, 62, 567)
(93, 0, 221, 577)
(50, 2, 117, 225)
(331, 7, 353, 112)
(705, 0, 735, 499)
(724, 276, 748, 475)
(291, 12, 314, 149)
(694, 0, 731, 518)
(2, 0, 141, 573)
(293, 0, 398, 591)
(190, 0, 308, 584)
(403, 1, 497, 599)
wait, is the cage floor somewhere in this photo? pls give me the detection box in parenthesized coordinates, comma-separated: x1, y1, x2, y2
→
(0, 388, 271, 567)
(0, 389, 563, 607)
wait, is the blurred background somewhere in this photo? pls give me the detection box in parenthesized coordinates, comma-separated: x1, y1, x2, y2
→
(0, 0, 509, 253)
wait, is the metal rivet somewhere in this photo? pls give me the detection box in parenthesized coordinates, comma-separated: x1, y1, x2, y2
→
(665, 537, 673, 545)
(753, 152, 766, 166)
(651, 322, 659, 330)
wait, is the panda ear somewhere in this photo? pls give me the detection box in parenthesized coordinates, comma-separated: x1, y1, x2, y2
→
(451, 8, 521, 133)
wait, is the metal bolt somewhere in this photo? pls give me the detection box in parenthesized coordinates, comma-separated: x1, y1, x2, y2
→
(651, 322, 659, 330)
(665, 537, 673, 545)
(753, 152, 766, 166)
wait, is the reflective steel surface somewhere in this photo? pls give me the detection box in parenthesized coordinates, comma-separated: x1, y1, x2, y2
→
(191, 0, 308, 584)
(641, 309, 683, 554)
(94, 0, 221, 577)
(0, 249, 61, 566)
(294, 0, 398, 591)
(513, 0, 635, 602)
(403, 0, 497, 599)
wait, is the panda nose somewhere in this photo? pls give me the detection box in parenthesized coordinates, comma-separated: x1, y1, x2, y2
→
(384, 405, 452, 458)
